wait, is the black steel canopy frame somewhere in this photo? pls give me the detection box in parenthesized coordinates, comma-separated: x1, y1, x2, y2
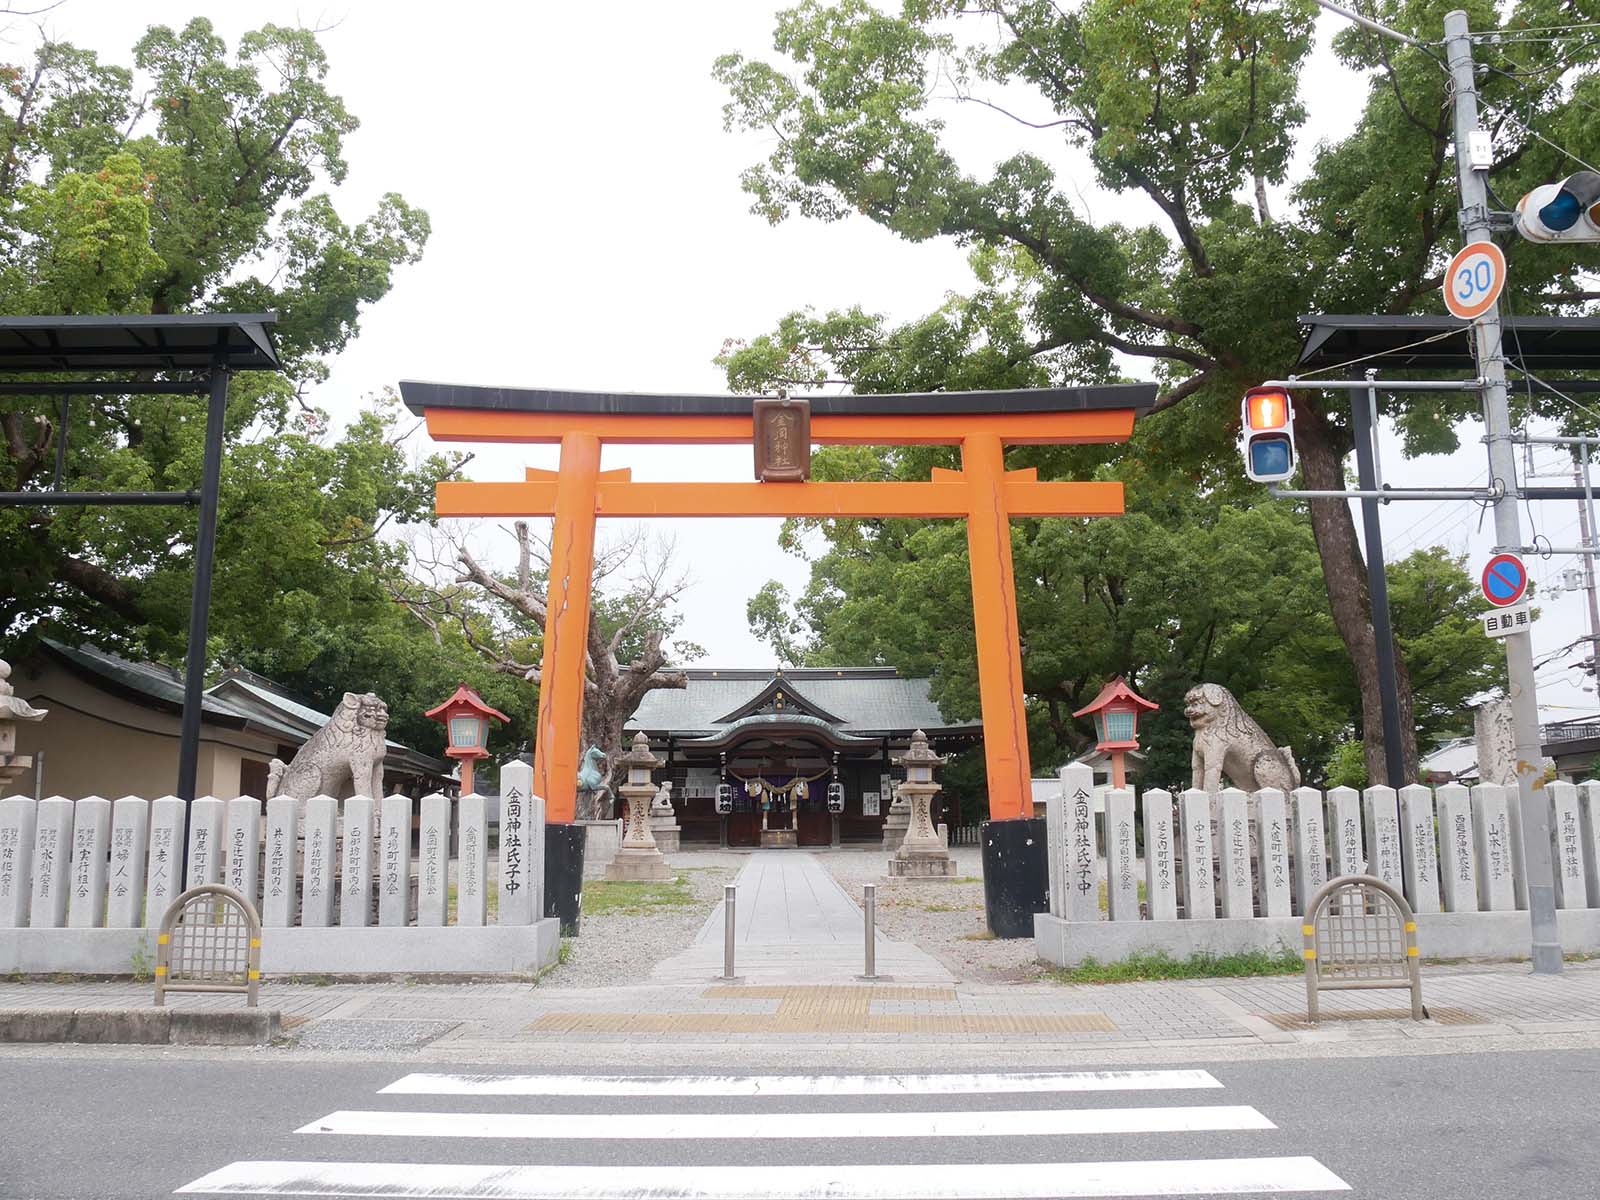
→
(0, 314, 281, 801)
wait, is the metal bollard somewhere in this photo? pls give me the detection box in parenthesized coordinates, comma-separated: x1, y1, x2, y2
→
(862, 883, 877, 979)
(722, 884, 737, 980)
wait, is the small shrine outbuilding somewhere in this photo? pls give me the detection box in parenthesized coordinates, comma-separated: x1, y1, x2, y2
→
(625, 667, 980, 846)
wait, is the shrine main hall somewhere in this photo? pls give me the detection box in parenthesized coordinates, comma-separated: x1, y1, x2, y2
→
(624, 668, 979, 848)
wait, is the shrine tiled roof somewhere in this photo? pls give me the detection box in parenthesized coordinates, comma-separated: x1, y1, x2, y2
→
(625, 667, 978, 737)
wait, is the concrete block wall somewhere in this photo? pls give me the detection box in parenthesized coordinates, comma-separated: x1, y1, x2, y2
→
(0, 787, 562, 976)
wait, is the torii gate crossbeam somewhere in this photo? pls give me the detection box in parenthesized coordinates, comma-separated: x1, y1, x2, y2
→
(402, 383, 1156, 825)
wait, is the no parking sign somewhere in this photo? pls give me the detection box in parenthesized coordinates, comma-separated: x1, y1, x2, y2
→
(1480, 552, 1528, 608)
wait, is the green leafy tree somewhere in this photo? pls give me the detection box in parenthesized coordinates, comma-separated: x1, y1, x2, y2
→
(0, 20, 444, 717)
(715, 0, 1600, 784)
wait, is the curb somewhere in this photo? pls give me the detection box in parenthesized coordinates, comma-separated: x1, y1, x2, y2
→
(0, 1007, 280, 1046)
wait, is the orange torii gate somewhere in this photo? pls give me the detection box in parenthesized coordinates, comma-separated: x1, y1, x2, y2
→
(400, 383, 1156, 826)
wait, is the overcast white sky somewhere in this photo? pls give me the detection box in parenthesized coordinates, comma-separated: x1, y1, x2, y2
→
(40, 1, 1595, 724)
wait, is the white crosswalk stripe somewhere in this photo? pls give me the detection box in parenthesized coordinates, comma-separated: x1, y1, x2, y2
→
(175, 1068, 1353, 1198)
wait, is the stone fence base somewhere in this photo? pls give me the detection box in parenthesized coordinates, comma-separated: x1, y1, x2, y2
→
(1034, 909, 1600, 967)
(0, 918, 561, 977)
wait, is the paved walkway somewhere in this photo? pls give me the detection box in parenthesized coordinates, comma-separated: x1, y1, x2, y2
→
(651, 851, 953, 983)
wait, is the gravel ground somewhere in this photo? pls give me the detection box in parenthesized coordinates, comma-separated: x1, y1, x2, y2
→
(820, 847, 1050, 984)
(540, 852, 738, 989)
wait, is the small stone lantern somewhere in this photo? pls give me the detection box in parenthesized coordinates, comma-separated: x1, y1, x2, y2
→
(0, 659, 47, 793)
(887, 730, 956, 878)
(425, 684, 509, 796)
(1072, 677, 1158, 788)
(605, 731, 673, 882)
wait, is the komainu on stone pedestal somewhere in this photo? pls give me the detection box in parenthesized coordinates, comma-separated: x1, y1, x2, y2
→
(1184, 684, 1300, 794)
(266, 692, 389, 800)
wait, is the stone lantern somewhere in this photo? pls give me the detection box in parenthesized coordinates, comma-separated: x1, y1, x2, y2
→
(1072, 676, 1158, 788)
(887, 730, 956, 878)
(425, 684, 509, 796)
(605, 731, 673, 881)
(0, 659, 47, 793)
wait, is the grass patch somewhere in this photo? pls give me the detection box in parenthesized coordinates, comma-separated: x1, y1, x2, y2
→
(582, 874, 696, 916)
(960, 930, 997, 941)
(919, 901, 970, 913)
(951, 875, 983, 884)
(1045, 948, 1302, 984)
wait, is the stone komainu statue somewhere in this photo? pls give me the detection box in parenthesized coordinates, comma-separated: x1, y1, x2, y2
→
(266, 692, 389, 800)
(1184, 683, 1301, 793)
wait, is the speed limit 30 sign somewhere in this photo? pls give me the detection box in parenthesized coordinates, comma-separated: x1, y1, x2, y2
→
(1443, 240, 1506, 320)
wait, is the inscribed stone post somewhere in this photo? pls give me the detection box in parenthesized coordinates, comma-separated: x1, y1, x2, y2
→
(1471, 783, 1517, 912)
(105, 797, 149, 929)
(1142, 789, 1178, 921)
(417, 793, 449, 927)
(1215, 788, 1253, 918)
(457, 792, 488, 927)
(1327, 787, 1364, 878)
(262, 797, 298, 927)
(1581, 782, 1600, 909)
(498, 762, 535, 925)
(1396, 785, 1441, 915)
(29, 796, 72, 928)
(225, 797, 261, 911)
(1045, 768, 1068, 919)
(1548, 782, 1589, 909)
(1361, 786, 1404, 892)
(1506, 783, 1529, 912)
(144, 797, 185, 927)
(379, 794, 413, 926)
(186, 796, 224, 889)
(1434, 784, 1478, 913)
(1057, 764, 1099, 922)
(300, 795, 337, 928)
(1178, 788, 1215, 920)
(1289, 788, 1328, 915)
(527, 789, 547, 922)
(1104, 787, 1138, 921)
(67, 796, 111, 929)
(0, 795, 37, 927)
(339, 794, 374, 927)
(1254, 789, 1292, 918)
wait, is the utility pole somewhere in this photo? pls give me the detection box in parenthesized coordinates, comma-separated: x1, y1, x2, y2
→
(1444, 10, 1562, 973)
(1573, 459, 1600, 687)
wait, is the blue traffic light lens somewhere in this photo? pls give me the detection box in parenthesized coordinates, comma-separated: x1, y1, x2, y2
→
(1248, 434, 1293, 479)
(1538, 191, 1583, 232)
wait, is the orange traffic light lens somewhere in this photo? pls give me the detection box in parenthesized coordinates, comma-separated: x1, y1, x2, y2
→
(1245, 388, 1289, 430)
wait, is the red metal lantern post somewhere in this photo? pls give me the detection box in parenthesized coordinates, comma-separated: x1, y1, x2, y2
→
(1072, 677, 1159, 789)
(425, 684, 510, 796)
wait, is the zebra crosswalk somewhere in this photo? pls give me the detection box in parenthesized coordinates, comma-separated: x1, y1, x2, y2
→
(175, 1068, 1352, 1198)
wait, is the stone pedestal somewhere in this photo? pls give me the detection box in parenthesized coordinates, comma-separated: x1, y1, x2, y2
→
(606, 735, 673, 882)
(649, 785, 681, 854)
(880, 790, 910, 852)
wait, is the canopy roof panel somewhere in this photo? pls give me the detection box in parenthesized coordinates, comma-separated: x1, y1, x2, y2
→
(1296, 314, 1600, 373)
(0, 314, 279, 371)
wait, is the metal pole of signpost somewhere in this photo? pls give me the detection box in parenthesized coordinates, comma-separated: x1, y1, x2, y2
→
(722, 884, 737, 980)
(1444, 9, 1561, 972)
(862, 883, 877, 979)
(176, 354, 230, 804)
(1353, 370, 1409, 789)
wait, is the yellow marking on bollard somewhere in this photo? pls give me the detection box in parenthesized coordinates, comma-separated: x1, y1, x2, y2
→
(1406, 946, 1419, 957)
(154, 965, 167, 976)
(1303, 949, 1317, 960)
(1404, 921, 1417, 933)
(249, 938, 261, 949)
(1301, 925, 1314, 936)
(248, 969, 261, 980)
(157, 933, 170, 945)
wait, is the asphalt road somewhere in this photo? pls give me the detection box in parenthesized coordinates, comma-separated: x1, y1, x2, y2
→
(0, 1048, 1596, 1199)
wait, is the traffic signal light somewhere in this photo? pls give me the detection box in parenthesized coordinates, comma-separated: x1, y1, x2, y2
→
(1241, 386, 1296, 483)
(1515, 171, 1600, 242)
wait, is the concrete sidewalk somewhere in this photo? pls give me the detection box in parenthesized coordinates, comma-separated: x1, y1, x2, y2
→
(2, 959, 1597, 1066)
